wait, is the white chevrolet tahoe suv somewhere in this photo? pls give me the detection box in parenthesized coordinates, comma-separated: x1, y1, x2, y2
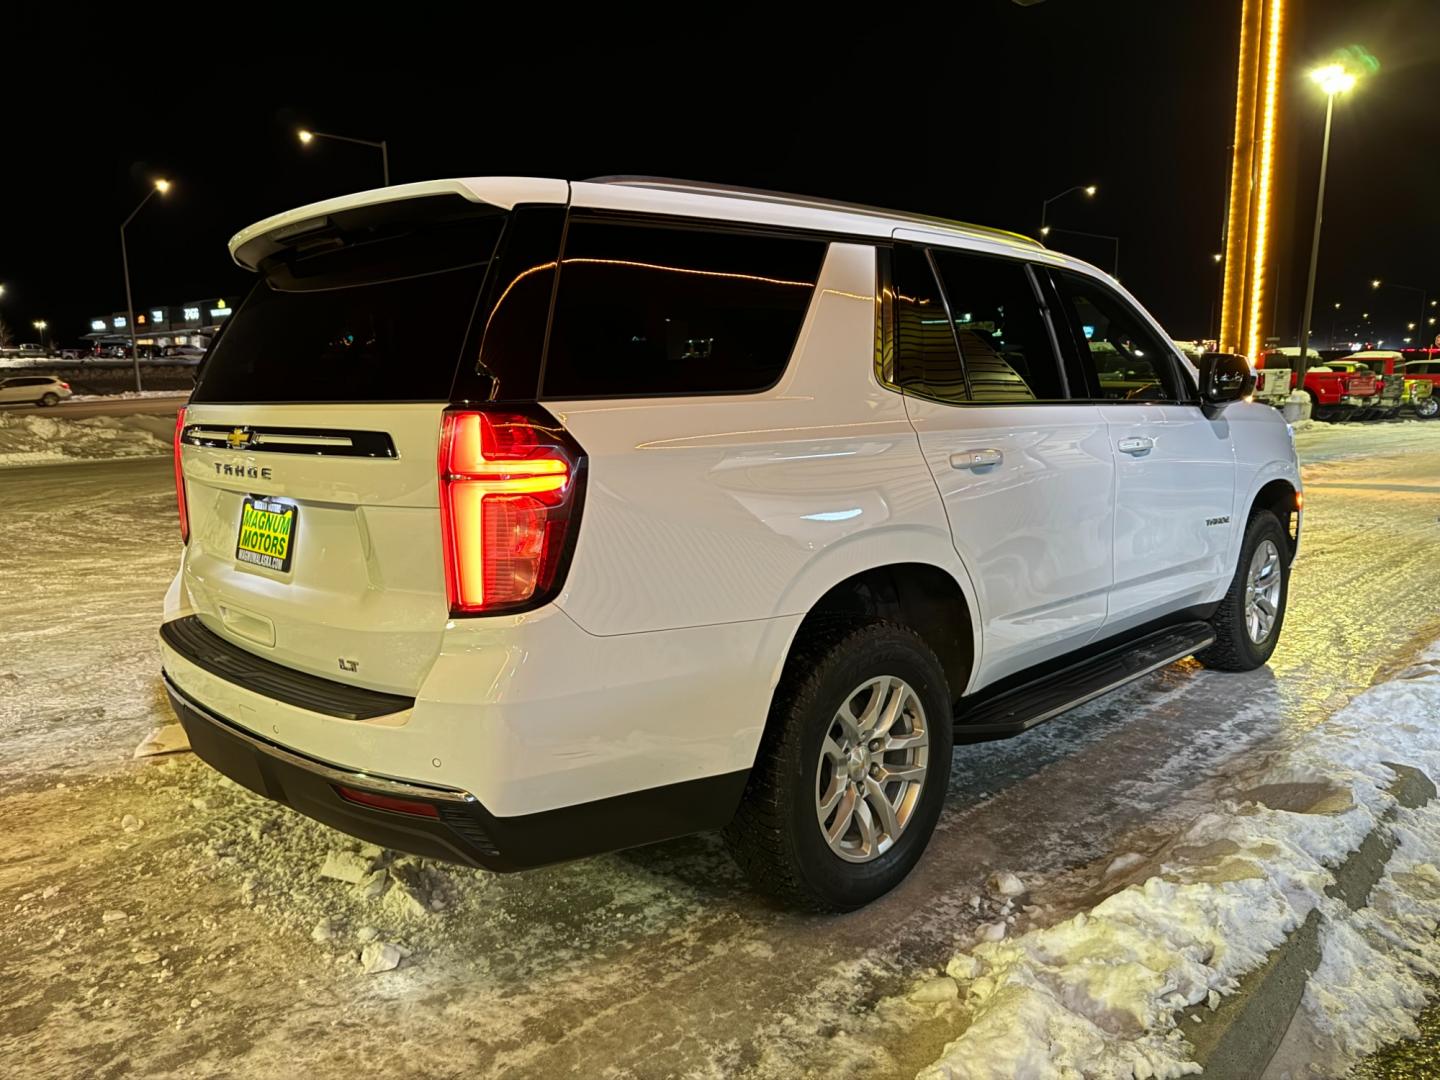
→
(160, 177, 1301, 910)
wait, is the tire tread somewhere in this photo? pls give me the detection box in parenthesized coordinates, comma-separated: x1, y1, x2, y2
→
(724, 618, 945, 911)
(1196, 510, 1288, 672)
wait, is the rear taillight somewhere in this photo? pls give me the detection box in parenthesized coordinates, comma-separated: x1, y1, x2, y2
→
(58, 381, 70, 390)
(173, 407, 189, 544)
(438, 409, 584, 615)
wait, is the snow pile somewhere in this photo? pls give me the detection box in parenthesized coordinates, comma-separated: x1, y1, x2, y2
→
(0, 410, 173, 467)
(912, 647, 1440, 1079)
(70, 390, 191, 402)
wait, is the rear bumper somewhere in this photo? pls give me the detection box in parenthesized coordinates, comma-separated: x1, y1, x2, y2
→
(164, 672, 748, 871)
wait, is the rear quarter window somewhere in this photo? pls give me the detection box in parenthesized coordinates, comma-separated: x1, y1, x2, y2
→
(540, 220, 827, 399)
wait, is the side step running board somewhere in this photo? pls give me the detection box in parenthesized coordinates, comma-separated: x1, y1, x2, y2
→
(953, 620, 1215, 742)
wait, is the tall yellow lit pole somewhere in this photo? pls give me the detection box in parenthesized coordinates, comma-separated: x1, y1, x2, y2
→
(1220, 0, 1286, 360)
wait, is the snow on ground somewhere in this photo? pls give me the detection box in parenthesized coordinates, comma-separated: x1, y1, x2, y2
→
(0, 410, 172, 467)
(68, 389, 189, 403)
(1294, 417, 1436, 466)
(2, 417, 1440, 1078)
(899, 647, 1440, 1080)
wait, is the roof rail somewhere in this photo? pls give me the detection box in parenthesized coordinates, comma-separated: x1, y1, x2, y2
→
(583, 176, 1044, 249)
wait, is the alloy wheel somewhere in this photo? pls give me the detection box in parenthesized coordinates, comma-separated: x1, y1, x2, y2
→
(815, 676, 929, 863)
(1245, 539, 1283, 644)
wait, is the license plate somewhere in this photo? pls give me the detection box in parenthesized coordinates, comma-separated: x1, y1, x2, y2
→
(235, 496, 298, 573)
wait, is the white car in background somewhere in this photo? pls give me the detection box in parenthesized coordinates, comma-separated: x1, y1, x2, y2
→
(159, 177, 1302, 910)
(0, 374, 72, 406)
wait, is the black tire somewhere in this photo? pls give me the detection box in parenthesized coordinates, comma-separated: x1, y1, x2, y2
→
(1196, 510, 1290, 672)
(724, 619, 953, 911)
(1416, 397, 1439, 420)
(39, 392, 59, 407)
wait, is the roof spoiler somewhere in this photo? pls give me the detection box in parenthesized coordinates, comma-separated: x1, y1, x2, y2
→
(228, 178, 569, 271)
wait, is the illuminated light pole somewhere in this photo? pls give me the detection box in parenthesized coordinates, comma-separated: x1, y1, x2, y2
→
(298, 128, 390, 186)
(1210, 253, 1224, 341)
(32, 320, 48, 352)
(1043, 227, 1120, 278)
(1220, 0, 1286, 361)
(121, 178, 170, 393)
(1370, 279, 1428, 352)
(1038, 184, 1096, 236)
(1295, 63, 1358, 384)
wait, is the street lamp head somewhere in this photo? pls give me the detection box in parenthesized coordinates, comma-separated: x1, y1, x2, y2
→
(1309, 63, 1357, 96)
(298, 129, 314, 145)
(1039, 225, 1051, 237)
(1212, 253, 1223, 263)
(1334, 302, 1341, 309)
(154, 178, 171, 194)
(1371, 279, 1382, 289)
(1083, 185, 1097, 197)
(1408, 322, 1417, 330)
(33, 320, 45, 330)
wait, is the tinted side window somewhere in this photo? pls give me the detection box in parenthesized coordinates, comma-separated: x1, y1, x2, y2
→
(1051, 271, 1182, 402)
(453, 205, 566, 403)
(891, 245, 965, 402)
(931, 250, 1065, 402)
(541, 222, 826, 398)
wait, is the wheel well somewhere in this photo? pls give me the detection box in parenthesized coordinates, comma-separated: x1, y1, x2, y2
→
(795, 563, 973, 707)
(1249, 479, 1300, 561)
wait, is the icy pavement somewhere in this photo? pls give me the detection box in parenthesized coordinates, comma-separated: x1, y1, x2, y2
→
(1, 423, 1440, 1077)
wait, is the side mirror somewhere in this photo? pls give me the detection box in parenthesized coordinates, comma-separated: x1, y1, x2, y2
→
(1198, 352, 1255, 415)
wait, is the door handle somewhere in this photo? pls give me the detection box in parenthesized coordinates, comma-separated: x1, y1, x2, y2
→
(1117, 436, 1155, 456)
(950, 449, 1004, 470)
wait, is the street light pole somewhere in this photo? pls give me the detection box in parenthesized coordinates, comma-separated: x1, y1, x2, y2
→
(120, 179, 170, 393)
(298, 128, 390, 186)
(1044, 226, 1121, 278)
(1038, 183, 1097, 236)
(1210, 253, 1224, 342)
(1296, 63, 1358, 385)
(1295, 91, 1334, 384)
(1370, 279, 1428, 350)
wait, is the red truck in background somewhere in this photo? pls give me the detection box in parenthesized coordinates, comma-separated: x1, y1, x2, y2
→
(1257, 349, 1380, 421)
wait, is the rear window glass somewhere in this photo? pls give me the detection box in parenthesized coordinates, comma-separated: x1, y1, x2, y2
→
(540, 221, 826, 398)
(192, 200, 505, 404)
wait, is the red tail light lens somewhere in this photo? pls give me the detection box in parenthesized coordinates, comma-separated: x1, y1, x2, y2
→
(334, 785, 440, 818)
(438, 409, 584, 615)
(173, 406, 190, 544)
(58, 381, 70, 390)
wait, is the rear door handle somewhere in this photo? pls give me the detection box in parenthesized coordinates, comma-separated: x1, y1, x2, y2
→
(950, 449, 1003, 470)
(1117, 436, 1155, 456)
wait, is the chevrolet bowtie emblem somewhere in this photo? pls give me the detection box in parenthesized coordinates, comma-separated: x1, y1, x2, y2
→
(227, 428, 252, 449)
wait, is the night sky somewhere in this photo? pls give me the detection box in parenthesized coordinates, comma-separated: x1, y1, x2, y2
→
(4, 1, 1438, 350)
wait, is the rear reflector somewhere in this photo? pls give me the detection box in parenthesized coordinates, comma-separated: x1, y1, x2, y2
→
(173, 407, 189, 544)
(334, 785, 440, 818)
(438, 409, 584, 615)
